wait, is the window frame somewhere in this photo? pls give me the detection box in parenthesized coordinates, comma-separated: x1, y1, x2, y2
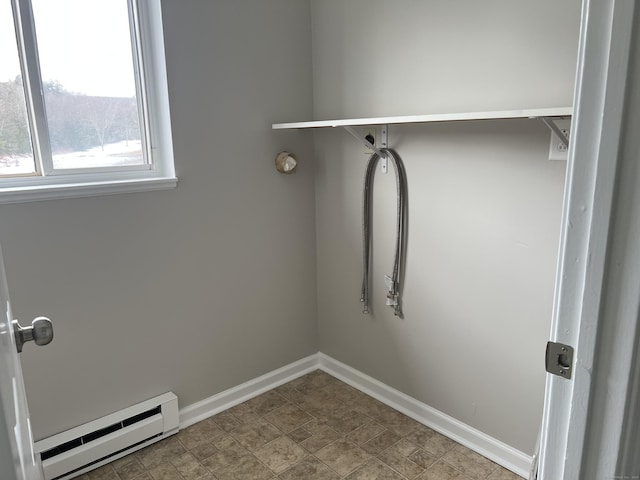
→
(0, 0, 176, 204)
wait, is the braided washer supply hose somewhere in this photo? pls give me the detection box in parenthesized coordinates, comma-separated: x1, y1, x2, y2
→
(360, 148, 408, 317)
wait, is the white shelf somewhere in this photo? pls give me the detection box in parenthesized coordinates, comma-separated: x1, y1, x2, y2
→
(272, 107, 573, 130)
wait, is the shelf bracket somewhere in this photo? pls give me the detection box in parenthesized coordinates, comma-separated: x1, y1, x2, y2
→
(540, 117, 570, 148)
(343, 125, 389, 173)
(380, 125, 388, 173)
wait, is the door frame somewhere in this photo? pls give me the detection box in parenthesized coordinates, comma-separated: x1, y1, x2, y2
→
(538, 0, 640, 478)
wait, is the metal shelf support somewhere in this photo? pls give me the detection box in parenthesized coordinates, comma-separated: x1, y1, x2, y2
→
(344, 126, 385, 157)
(380, 125, 388, 173)
(541, 117, 570, 147)
(343, 125, 390, 173)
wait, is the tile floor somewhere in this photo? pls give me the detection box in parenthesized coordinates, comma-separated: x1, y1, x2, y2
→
(76, 371, 522, 480)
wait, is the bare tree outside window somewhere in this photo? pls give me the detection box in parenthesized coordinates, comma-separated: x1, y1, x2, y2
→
(1, 0, 145, 174)
(0, 0, 175, 203)
(0, 1, 35, 176)
(0, 78, 33, 167)
(32, 0, 144, 170)
(42, 83, 142, 169)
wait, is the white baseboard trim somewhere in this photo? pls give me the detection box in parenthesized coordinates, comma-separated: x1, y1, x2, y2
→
(318, 353, 532, 478)
(178, 352, 531, 478)
(179, 354, 319, 428)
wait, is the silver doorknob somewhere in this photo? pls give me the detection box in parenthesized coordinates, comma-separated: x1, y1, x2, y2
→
(13, 317, 53, 353)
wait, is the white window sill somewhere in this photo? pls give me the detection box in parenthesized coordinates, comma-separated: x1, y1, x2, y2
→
(0, 176, 178, 205)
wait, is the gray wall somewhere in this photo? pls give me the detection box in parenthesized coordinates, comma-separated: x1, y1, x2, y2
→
(311, 0, 581, 120)
(312, 0, 581, 453)
(0, 0, 582, 457)
(0, 0, 317, 440)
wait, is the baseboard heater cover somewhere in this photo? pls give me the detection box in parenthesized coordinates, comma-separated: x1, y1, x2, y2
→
(34, 392, 179, 480)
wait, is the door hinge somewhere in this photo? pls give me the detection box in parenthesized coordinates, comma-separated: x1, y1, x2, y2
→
(546, 341, 574, 379)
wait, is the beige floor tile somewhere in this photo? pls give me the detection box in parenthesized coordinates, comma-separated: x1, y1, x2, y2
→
(131, 474, 152, 480)
(315, 439, 371, 476)
(344, 458, 406, 480)
(442, 445, 497, 480)
(323, 385, 365, 408)
(404, 426, 458, 458)
(99, 372, 509, 480)
(253, 436, 307, 474)
(245, 390, 290, 416)
(409, 448, 438, 470)
(304, 418, 336, 435)
(264, 403, 313, 432)
(487, 466, 524, 480)
(295, 389, 345, 421)
(213, 435, 236, 450)
(284, 373, 315, 392)
(300, 424, 342, 453)
(147, 462, 182, 480)
(300, 404, 345, 423)
(176, 419, 226, 450)
(288, 425, 313, 443)
(278, 455, 341, 480)
(324, 409, 371, 435)
(362, 402, 400, 421)
(287, 425, 313, 443)
(113, 456, 146, 480)
(361, 430, 401, 455)
(230, 418, 282, 451)
(200, 440, 251, 477)
(210, 410, 242, 433)
(187, 441, 219, 461)
(135, 438, 187, 470)
(87, 464, 120, 480)
(416, 460, 471, 480)
(377, 444, 425, 478)
(288, 370, 336, 393)
(111, 455, 137, 471)
(274, 384, 308, 404)
(343, 388, 376, 407)
(350, 394, 390, 416)
(346, 422, 387, 445)
(395, 437, 419, 456)
(377, 409, 421, 437)
(170, 452, 210, 479)
(226, 402, 261, 424)
(417, 461, 473, 480)
(216, 452, 274, 480)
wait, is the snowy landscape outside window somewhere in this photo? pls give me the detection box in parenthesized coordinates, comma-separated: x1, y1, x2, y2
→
(0, 0, 176, 203)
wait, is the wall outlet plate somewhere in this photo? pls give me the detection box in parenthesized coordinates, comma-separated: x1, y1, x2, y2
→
(548, 119, 571, 161)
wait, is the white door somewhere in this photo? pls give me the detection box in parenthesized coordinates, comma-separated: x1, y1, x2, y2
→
(0, 244, 46, 480)
(538, 0, 640, 478)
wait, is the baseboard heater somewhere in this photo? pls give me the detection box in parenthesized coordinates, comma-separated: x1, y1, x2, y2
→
(34, 392, 179, 480)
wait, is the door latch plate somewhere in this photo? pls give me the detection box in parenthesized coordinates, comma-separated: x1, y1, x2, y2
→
(546, 341, 574, 379)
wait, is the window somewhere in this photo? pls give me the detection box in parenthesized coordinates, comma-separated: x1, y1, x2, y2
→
(0, 0, 176, 203)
